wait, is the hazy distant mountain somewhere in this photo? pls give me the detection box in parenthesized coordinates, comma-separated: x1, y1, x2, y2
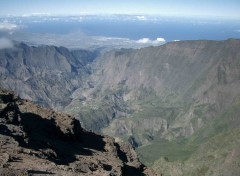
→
(0, 42, 98, 109)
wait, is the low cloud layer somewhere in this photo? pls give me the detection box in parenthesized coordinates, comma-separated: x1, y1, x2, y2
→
(136, 16, 146, 21)
(0, 22, 19, 31)
(137, 37, 166, 44)
(0, 38, 14, 49)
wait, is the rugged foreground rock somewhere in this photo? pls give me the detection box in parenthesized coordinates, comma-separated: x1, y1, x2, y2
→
(0, 88, 157, 176)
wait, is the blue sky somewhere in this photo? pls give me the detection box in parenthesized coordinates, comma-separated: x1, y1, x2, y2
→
(0, 0, 240, 18)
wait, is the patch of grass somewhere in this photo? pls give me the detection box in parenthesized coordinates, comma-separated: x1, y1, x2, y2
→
(138, 96, 240, 168)
(137, 138, 197, 166)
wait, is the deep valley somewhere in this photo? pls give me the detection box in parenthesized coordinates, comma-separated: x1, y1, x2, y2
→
(1, 39, 240, 175)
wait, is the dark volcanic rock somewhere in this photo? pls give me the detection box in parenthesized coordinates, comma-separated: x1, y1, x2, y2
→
(0, 88, 157, 176)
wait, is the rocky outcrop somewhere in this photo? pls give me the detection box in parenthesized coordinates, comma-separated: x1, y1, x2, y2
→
(0, 88, 157, 176)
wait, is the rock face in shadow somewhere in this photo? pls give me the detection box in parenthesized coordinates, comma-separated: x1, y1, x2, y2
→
(0, 88, 158, 176)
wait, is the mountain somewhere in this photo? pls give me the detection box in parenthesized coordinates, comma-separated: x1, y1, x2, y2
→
(67, 39, 240, 136)
(0, 42, 98, 110)
(0, 88, 157, 175)
(65, 39, 240, 175)
(1, 39, 240, 175)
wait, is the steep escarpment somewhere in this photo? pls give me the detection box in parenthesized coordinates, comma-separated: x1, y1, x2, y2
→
(67, 39, 240, 139)
(64, 39, 240, 175)
(0, 88, 157, 175)
(1, 39, 240, 175)
(0, 42, 98, 110)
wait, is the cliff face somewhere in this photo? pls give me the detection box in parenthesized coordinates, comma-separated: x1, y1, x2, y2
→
(0, 88, 157, 176)
(64, 39, 240, 175)
(0, 42, 98, 110)
(67, 39, 240, 140)
(1, 39, 240, 175)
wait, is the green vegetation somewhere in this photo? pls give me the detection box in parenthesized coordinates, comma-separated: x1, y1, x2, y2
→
(148, 96, 240, 175)
(63, 40, 240, 175)
(137, 138, 197, 166)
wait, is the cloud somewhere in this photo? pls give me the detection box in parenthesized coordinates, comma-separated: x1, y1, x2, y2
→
(136, 16, 146, 21)
(22, 12, 52, 17)
(156, 38, 166, 42)
(96, 36, 130, 42)
(137, 37, 166, 44)
(137, 38, 151, 44)
(0, 22, 19, 31)
(0, 38, 14, 49)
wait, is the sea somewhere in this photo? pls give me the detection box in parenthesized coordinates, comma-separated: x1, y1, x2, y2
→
(1, 15, 240, 48)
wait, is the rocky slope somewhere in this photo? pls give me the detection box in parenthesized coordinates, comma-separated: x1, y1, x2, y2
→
(67, 39, 240, 139)
(0, 42, 98, 110)
(0, 88, 157, 176)
(64, 39, 240, 175)
(1, 39, 240, 175)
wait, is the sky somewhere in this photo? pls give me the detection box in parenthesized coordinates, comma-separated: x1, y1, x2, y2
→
(0, 0, 240, 18)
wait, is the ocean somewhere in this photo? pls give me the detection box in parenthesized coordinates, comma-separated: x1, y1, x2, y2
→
(21, 15, 240, 41)
(1, 15, 240, 48)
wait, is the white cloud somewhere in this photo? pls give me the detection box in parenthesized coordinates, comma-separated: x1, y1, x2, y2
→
(0, 22, 19, 31)
(31, 12, 51, 16)
(137, 38, 151, 44)
(0, 38, 14, 49)
(156, 38, 166, 42)
(136, 16, 146, 21)
(137, 37, 166, 44)
(173, 40, 180, 42)
(96, 36, 130, 42)
(22, 13, 52, 17)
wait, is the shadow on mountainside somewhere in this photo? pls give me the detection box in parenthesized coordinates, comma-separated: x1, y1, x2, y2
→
(0, 106, 106, 165)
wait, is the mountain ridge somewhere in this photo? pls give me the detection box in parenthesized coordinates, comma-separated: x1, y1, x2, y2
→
(1, 39, 240, 175)
(64, 39, 240, 175)
(67, 39, 240, 134)
(0, 42, 99, 109)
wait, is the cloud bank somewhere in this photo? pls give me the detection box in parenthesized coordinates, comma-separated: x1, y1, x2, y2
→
(137, 37, 166, 44)
(0, 22, 19, 31)
(136, 16, 146, 21)
(0, 38, 14, 49)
